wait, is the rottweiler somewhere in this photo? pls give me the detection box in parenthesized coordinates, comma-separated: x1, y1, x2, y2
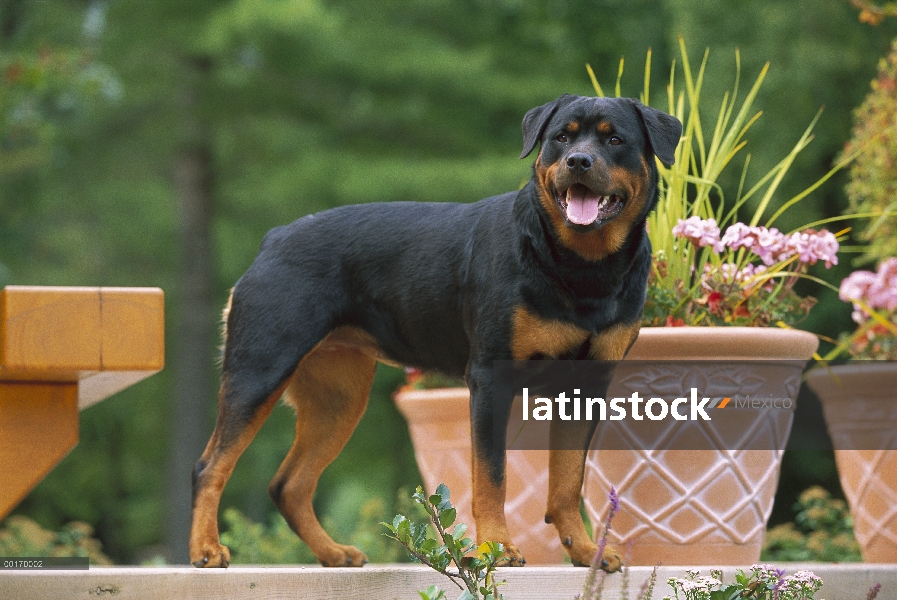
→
(189, 94, 682, 570)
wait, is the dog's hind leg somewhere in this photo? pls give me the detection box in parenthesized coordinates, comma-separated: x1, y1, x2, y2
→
(189, 373, 290, 567)
(268, 338, 377, 567)
(190, 281, 334, 568)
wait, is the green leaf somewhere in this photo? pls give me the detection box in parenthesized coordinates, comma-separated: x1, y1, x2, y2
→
(413, 495, 427, 507)
(417, 584, 446, 600)
(443, 532, 455, 550)
(457, 591, 476, 600)
(435, 483, 450, 502)
(380, 521, 396, 535)
(439, 507, 457, 529)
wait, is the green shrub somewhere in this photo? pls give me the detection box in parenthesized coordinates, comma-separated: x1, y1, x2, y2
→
(842, 38, 897, 265)
(0, 515, 112, 565)
(220, 492, 416, 564)
(762, 485, 861, 562)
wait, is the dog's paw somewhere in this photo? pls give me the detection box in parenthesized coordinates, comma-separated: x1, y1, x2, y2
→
(564, 538, 623, 573)
(568, 541, 622, 573)
(497, 542, 526, 567)
(191, 543, 231, 568)
(317, 543, 368, 567)
(599, 545, 622, 573)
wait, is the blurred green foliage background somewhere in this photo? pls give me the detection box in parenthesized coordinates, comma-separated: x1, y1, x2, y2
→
(1, 0, 895, 564)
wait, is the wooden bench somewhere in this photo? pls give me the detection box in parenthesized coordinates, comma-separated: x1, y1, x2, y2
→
(0, 286, 164, 519)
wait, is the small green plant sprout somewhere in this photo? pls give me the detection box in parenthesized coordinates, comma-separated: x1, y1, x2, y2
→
(382, 484, 505, 600)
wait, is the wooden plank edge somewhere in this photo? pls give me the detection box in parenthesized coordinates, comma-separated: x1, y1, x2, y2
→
(2, 564, 896, 600)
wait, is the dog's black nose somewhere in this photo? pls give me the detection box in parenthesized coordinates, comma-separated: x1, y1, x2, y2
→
(566, 153, 593, 173)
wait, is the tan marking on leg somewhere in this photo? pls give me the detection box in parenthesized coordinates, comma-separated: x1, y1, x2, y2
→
(589, 322, 641, 361)
(190, 377, 287, 568)
(545, 448, 596, 566)
(322, 325, 402, 367)
(511, 306, 590, 360)
(471, 450, 524, 566)
(270, 338, 377, 567)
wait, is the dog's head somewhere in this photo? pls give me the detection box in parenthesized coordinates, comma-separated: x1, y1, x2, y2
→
(521, 95, 682, 261)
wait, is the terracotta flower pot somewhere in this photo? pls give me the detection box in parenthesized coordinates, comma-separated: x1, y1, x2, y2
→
(805, 363, 897, 563)
(582, 327, 819, 566)
(393, 387, 565, 564)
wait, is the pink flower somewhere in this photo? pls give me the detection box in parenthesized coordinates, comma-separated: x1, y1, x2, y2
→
(719, 223, 758, 252)
(868, 258, 897, 311)
(839, 258, 897, 322)
(717, 223, 839, 267)
(752, 227, 787, 265)
(840, 270, 876, 304)
(784, 229, 839, 267)
(672, 216, 723, 251)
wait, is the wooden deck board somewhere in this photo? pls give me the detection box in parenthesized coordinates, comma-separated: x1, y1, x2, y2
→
(2, 564, 895, 600)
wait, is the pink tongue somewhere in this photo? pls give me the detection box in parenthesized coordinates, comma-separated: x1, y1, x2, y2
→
(566, 189, 602, 225)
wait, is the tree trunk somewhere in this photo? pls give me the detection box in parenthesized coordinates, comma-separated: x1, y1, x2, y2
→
(166, 71, 216, 563)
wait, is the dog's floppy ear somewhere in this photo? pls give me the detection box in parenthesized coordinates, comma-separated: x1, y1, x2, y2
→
(520, 94, 577, 159)
(630, 100, 682, 166)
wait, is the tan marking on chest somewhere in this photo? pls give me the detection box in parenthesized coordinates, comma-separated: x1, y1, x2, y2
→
(588, 322, 641, 361)
(511, 306, 590, 360)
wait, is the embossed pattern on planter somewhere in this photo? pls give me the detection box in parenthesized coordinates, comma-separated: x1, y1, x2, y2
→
(808, 364, 897, 562)
(583, 360, 802, 566)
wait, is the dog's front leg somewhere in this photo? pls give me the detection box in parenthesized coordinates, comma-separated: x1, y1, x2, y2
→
(544, 326, 639, 571)
(468, 361, 525, 566)
(545, 430, 621, 571)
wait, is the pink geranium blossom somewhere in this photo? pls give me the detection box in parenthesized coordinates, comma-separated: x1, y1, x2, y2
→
(840, 258, 897, 322)
(673, 218, 839, 268)
(672, 216, 723, 251)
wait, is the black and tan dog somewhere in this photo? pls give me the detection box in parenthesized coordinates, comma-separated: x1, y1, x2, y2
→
(189, 94, 681, 570)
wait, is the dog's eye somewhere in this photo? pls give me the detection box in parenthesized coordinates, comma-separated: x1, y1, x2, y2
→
(609, 136, 623, 146)
(556, 133, 568, 143)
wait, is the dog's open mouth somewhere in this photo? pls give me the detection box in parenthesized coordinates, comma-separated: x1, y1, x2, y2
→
(557, 184, 624, 226)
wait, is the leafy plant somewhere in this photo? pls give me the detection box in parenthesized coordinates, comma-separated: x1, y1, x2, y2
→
(383, 484, 505, 600)
(589, 40, 851, 327)
(841, 36, 897, 265)
(762, 485, 862, 562)
(219, 508, 317, 564)
(220, 493, 413, 564)
(0, 515, 112, 565)
(0, 48, 120, 175)
(664, 566, 826, 600)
